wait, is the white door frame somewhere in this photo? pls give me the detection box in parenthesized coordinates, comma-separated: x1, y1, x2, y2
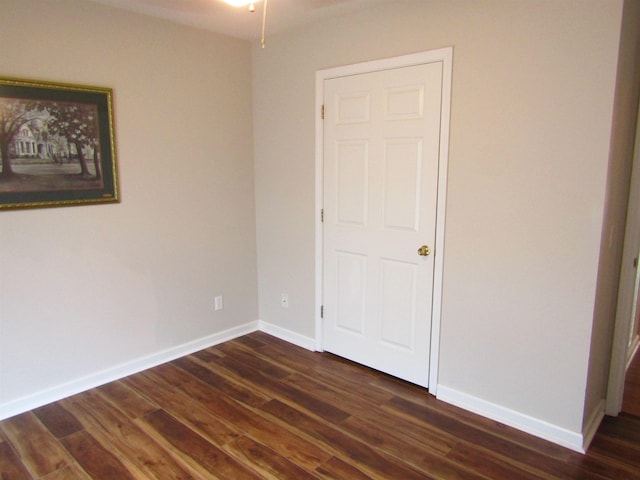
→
(314, 48, 453, 394)
(606, 96, 640, 415)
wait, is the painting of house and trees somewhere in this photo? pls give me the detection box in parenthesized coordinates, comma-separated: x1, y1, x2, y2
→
(0, 77, 119, 210)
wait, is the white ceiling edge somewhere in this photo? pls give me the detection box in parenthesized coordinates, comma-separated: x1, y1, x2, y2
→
(86, 0, 389, 41)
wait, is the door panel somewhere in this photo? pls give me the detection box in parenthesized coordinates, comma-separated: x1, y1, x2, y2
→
(379, 258, 418, 349)
(323, 62, 443, 387)
(336, 141, 368, 226)
(383, 139, 422, 231)
(335, 251, 367, 334)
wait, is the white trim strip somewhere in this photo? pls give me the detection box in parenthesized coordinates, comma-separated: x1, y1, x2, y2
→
(437, 385, 586, 453)
(259, 320, 317, 351)
(1, 319, 596, 456)
(0, 320, 319, 421)
(0, 321, 260, 421)
(582, 400, 605, 453)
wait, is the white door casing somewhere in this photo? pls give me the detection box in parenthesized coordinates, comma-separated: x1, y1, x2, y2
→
(315, 49, 453, 393)
(606, 96, 640, 415)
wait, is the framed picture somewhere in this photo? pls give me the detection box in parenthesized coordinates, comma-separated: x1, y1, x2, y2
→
(0, 77, 119, 210)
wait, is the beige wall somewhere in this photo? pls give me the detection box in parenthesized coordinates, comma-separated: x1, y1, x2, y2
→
(0, 0, 258, 410)
(253, 0, 623, 434)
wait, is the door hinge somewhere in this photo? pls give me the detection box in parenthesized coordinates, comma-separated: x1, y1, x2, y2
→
(321, 208, 324, 222)
(321, 305, 324, 318)
(321, 104, 325, 120)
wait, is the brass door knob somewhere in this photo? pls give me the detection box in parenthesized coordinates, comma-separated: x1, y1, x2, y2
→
(417, 245, 431, 256)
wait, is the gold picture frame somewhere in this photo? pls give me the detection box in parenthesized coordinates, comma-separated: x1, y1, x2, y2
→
(0, 77, 119, 210)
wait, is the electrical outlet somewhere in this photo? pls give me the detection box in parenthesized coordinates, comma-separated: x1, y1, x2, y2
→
(281, 293, 289, 308)
(214, 295, 223, 311)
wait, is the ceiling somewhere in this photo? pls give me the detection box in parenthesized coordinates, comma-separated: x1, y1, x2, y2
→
(87, 0, 386, 41)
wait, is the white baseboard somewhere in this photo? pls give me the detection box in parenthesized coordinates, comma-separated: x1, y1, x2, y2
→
(258, 320, 317, 351)
(0, 320, 317, 421)
(582, 400, 605, 452)
(437, 385, 586, 453)
(5, 321, 597, 455)
(0, 320, 260, 421)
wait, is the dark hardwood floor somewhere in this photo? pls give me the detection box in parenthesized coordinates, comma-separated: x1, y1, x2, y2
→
(1, 331, 639, 479)
(623, 344, 640, 417)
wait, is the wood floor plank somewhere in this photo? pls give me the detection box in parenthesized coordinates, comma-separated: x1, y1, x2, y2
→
(139, 364, 333, 471)
(1, 331, 639, 480)
(96, 380, 158, 419)
(248, 341, 402, 408)
(61, 389, 198, 480)
(172, 356, 271, 407)
(32, 403, 83, 439)
(291, 361, 395, 407)
(275, 369, 462, 459)
(314, 456, 374, 480)
(355, 387, 572, 473)
(596, 413, 640, 444)
(587, 432, 640, 470)
(195, 341, 362, 423)
(445, 441, 563, 480)
(213, 341, 292, 379)
(233, 333, 270, 350)
(339, 415, 491, 480)
(351, 395, 568, 479)
(255, 341, 381, 388)
(39, 463, 93, 480)
(367, 370, 433, 404)
(281, 371, 415, 426)
(432, 401, 574, 460)
(0, 441, 33, 480)
(568, 452, 640, 480)
(191, 347, 225, 363)
(260, 398, 442, 480)
(347, 399, 456, 455)
(384, 395, 606, 479)
(60, 430, 138, 480)
(122, 370, 242, 447)
(190, 351, 289, 398)
(141, 409, 263, 480)
(405, 390, 577, 462)
(200, 353, 352, 425)
(224, 435, 322, 480)
(221, 337, 383, 404)
(0, 412, 72, 478)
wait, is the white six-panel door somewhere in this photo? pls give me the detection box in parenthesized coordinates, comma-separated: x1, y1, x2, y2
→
(322, 62, 444, 388)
